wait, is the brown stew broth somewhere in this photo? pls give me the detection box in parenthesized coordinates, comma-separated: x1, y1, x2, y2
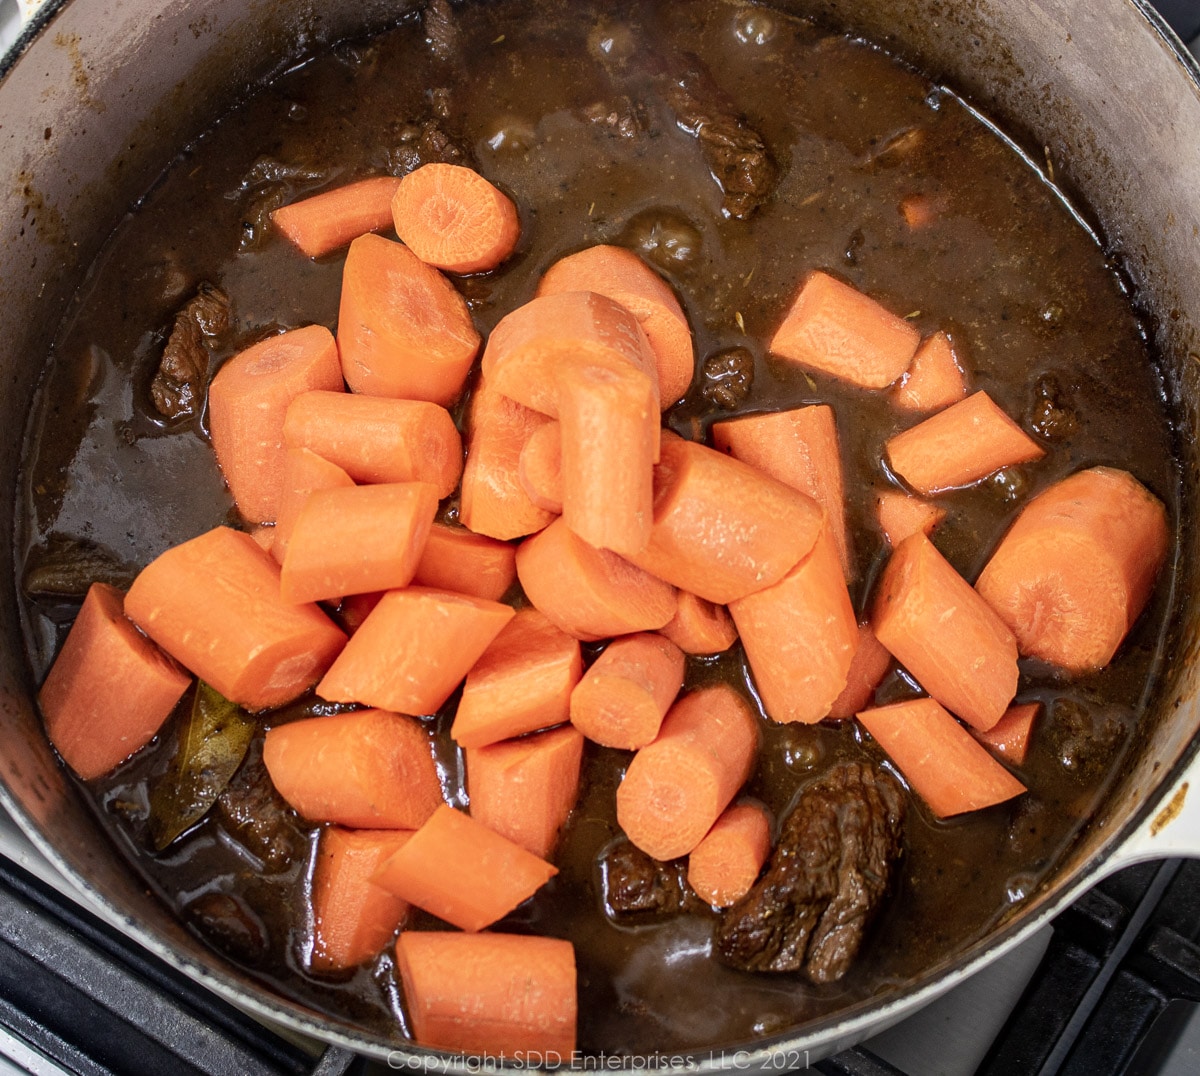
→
(14, 0, 1180, 1054)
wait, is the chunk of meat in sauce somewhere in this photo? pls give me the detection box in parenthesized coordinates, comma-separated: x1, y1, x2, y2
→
(149, 283, 230, 420)
(716, 761, 904, 983)
(216, 749, 304, 871)
(423, 0, 460, 64)
(386, 119, 471, 176)
(701, 346, 755, 410)
(599, 838, 698, 922)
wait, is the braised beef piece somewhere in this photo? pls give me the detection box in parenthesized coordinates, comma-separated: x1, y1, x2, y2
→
(424, 0, 460, 63)
(183, 891, 268, 965)
(1049, 699, 1126, 780)
(22, 534, 138, 599)
(1029, 373, 1080, 441)
(701, 346, 755, 410)
(386, 118, 470, 176)
(716, 762, 904, 983)
(581, 97, 651, 139)
(599, 838, 695, 921)
(149, 283, 230, 420)
(217, 750, 304, 871)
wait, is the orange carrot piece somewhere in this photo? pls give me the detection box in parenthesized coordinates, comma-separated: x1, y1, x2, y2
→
(556, 361, 657, 556)
(891, 331, 968, 413)
(271, 447, 355, 566)
(518, 421, 564, 514)
(372, 806, 557, 931)
(569, 633, 685, 750)
(271, 176, 404, 259)
(616, 685, 759, 860)
(768, 270, 919, 389)
(459, 377, 557, 540)
(310, 827, 413, 971)
(827, 623, 893, 720)
(729, 523, 858, 724)
(282, 389, 462, 498)
(263, 709, 443, 828)
(686, 802, 772, 908)
(711, 404, 853, 580)
(481, 290, 659, 419)
(659, 590, 738, 655)
(872, 531, 1018, 731)
(412, 522, 517, 602)
(972, 701, 1041, 766)
(537, 245, 695, 407)
(337, 233, 480, 405)
(337, 591, 383, 635)
(466, 724, 585, 858)
(885, 390, 1045, 495)
(249, 525, 275, 554)
(208, 325, 344, 523)
(125, 527, 345, 711)
(857, 697, 1026, 817)
(899, 193, 941, 230)
(280, 482, 438, 604)
(395, 932, 576, 1057)
(516, 517, 677, 642)
(451, 608, 583, 748)
(875, 487, 947, 548)
(38, 583, 190, 780)
(627, 433, 824, 605)
(975, 467, 1170, 672)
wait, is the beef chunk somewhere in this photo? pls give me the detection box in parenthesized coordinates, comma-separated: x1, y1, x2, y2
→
(716, 762, 904, 983)
(149, 283, 230, 420)
(217, 750, 304, 871)
(701, 346, 755, 410)
(581, 97, 650, 139)
(424, 0, 460, 63)
(1029, 374, 1080, 441)
(183, 891, 268, 965)
(1048, 698, 1125, 780)
(599, 838, 693, 922)
(386, 119, 470, 176)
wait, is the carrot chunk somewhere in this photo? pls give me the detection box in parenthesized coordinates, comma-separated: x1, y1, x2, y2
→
(337, 233, 480, 404)
(518, 420, 564, 514)
(872, 532, 1018, 731)
(729, 523, 858, 724)
(125, 527, 346, 711)
(466, 724, 585, 858)
(282, 389, 462, 498)
(280, 482, 438, 604)
(899, 192, 941, 230)
(569, 633, 685, 749)
(857, 697, 1026, 817)
(451, 608, 582, 749)
(263, 709, 443, 829)
(711, 404, 853, 580)
(38, 582, 191, 780)
(537, 244, 695, 407)
(271, 447, 354, 565)
(395, 932, 576, 1057)
(686, 802, 772, 908)
(249, 524, 276, 554)
(975, 467, 1169, 672)
(318, 588, 515, 715)
(208, 325, 344, 523)
(885, 390, 1045, 495)
(891, 331, 968, 413)
(372, 806, 557, 931)
(391, 163, 520, 274)
(271, 176, 403, 259)
(310, 827, 413, 971)
(658, 590, 738, 655)
(875, 487, 947, 548)
(768, 270, 919, 389)
(616, 685, 759, 860)
(412, 522, 517, 602)
(626, 433, 825, 605)
(516, 517, 677, 642)
(827, 622, 893, 720)
(971, 701, 1041, 766)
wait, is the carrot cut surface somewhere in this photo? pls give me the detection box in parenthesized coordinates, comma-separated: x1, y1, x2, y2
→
(885, 390, 1045, 495)
(891, 331, 968, 413)
(768, 270, 919, 389)
(310, 827, 413, 971)
(271, 447, 354, 566)
(372, 806, 557, 931)
(271, 176, 403, 259)
(729, 523, 858, 724)
(318, 588, 514, 715)
(208, 325, 344, 524)
(282, 389, 462, 497)
(391, 163, 520, 274)
(857, 697, 1026, 817)
(537, 244, 695, 407)
(900, 193, 941, 230)
(452, 608, 582, 749)
(337, 232, 480, 405)
(872, 531, 1018, 731)
(518, 420, 564, 514)
(627, 433, 824, 605)
(466, 724, 585, 858)
(659, 590, 738, 655)
(249, 524, 276, 554)
(395, 932, 576, 1057)
(263, 709, 443, 829)
(125, 527, 345, 711)
(875, 488, 947, 548)
(412, 522, 517, 602)
(972, 701, 1041, 766)
(711, 404, 853, 579)
(827, 622, 893, 720)
(975, 466, 1169, 673)
(516, 517, 677, 642)
(39, 582, 191, 780)
(616, 684, 759, 861)
(687, 802, 771, 908)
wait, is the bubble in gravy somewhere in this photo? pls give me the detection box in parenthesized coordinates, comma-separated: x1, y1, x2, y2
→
(734, 8, 778, 46)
